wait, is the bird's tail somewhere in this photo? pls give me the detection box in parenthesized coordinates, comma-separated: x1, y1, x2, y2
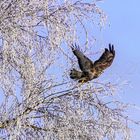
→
(70, 69, 82, 79)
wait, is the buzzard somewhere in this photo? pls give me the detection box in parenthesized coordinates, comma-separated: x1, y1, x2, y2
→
(70, 44, 115, 83)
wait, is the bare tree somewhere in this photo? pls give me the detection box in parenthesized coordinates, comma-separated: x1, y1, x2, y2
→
(0, 0, 138, 139)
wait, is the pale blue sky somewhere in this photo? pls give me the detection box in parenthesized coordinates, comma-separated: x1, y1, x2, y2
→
(99, 0, 140, 139)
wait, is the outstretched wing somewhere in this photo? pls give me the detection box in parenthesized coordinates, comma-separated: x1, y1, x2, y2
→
(93, 44, 115, 71)
(71, 44, 94, 71)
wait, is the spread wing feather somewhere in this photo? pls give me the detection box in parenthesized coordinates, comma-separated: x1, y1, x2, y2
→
(71, 44, 94, 71)
(93, 44, 115, 71)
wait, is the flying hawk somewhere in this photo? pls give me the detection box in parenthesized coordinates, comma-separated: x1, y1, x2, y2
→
(70, 44, 115, 83)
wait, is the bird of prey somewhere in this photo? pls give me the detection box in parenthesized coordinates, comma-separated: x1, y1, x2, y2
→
(70, 44, 115, 83)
